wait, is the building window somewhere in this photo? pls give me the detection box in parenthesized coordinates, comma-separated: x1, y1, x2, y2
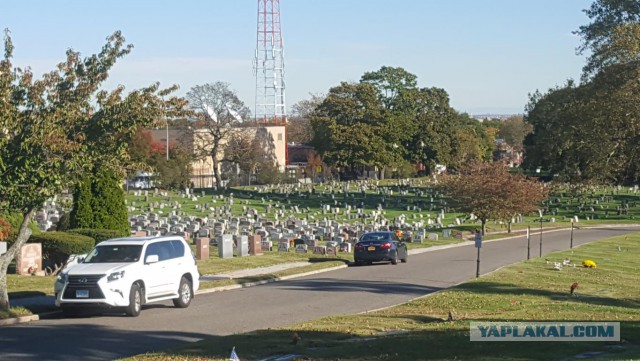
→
(278, 133, 283, 141)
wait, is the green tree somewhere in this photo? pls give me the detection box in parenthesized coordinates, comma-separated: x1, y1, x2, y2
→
(439, 162, 548, 234)
(524, 60, 640, 184)
(90, 167, 129, 235)
(575, 0, 640, 79)
(310, 82, 403, 178)
(151, 146, 193, 190)
(361, 66, 418, 108)
(69, 177, 94, 229)
(497, 115, 532, 151)
(0, 30, 186, 311)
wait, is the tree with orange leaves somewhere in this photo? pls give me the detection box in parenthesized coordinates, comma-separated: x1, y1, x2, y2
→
(439, 162, 548, 235)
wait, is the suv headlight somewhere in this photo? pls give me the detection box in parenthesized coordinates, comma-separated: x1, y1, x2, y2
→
(56, 272, 68, 283)
(107, 271, 125, 282)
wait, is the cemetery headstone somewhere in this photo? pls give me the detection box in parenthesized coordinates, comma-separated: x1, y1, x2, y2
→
(261, 240, 273, 252)
(278, 241, 290, 252)
(237, 235, 249, 257)
(196, 238, 209, 260)
(249, 235, 263, 255)
(218, 235, 234, 259)
(340, 242, 352, 252)
(295, 244, 308, 254)
(0, 241, 6, 256)
(326, 246, 337, 256)
(313, 245, 327, 255)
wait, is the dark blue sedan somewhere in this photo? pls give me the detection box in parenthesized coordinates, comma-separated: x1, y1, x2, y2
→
(354, 231, 408, 265)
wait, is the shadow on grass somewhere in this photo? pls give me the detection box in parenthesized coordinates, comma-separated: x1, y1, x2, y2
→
(155, 321, 640, 361)
(8, 290, 47, 299)
(452, 281, 640, 309)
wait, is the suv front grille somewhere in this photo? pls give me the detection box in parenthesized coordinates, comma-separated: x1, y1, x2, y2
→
(63, 274, 106, 299)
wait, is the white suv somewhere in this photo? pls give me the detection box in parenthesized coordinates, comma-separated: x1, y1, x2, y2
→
(55, 236, 200, 317)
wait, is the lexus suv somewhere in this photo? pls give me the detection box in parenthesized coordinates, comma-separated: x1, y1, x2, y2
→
(55, 236, 200, 317)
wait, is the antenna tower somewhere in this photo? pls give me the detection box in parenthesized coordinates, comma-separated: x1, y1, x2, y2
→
(254, 0, 287, 125)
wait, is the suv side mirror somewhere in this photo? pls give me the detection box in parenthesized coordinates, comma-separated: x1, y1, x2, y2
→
(145, 254, 159, 264)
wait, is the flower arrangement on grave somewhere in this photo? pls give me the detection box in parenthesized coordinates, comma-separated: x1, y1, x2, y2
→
(582, 259, 597, 268)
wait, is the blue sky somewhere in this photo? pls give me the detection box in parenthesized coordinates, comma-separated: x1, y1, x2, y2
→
(1, 0, 591, 115)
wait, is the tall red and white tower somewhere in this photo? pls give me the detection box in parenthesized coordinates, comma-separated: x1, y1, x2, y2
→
(254, 0, 287, 125)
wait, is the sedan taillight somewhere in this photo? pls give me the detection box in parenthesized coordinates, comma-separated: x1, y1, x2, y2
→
(380, 242, 392, 249)
(355, 244, 364, 250)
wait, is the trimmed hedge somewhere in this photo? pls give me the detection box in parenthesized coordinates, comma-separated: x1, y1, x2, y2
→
(28, 231, 95, 267)
(68, 228, 128, 245)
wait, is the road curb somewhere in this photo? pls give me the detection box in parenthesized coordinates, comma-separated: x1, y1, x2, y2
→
(0, 314, 40, 326)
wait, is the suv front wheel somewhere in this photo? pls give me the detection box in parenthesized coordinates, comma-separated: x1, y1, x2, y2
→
(126, 283, 143, 317)
(173, 277, 193, 308)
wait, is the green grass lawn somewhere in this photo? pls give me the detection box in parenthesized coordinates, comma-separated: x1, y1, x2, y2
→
(127, 232, 640, 361)
(7, 274, 56, 298)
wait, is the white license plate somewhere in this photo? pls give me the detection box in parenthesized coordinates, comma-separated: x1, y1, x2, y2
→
(76, 290, 89, 298)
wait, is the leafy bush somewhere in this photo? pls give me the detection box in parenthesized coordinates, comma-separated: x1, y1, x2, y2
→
(28, 232, 94, 267)
(68, 228, 128, 245)
(56, 212, 71, 231)
(70, 177, 94, 229)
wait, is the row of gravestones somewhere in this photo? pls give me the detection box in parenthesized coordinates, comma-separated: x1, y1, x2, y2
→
(128, 209, 466, 253)
(35, 200, 65, 232)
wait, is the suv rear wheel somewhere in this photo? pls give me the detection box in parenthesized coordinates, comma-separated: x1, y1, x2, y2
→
(126, 283, 143, 317)
(173, 277, 193, 308)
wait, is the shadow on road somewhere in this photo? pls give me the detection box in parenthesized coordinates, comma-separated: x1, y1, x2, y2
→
(0, 323, 210, 361)
(279, 278, 441, 296)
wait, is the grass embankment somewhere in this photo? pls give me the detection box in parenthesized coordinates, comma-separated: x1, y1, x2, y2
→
(129, 233, 640, 361)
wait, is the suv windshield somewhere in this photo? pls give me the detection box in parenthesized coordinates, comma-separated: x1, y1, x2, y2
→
(83, 245, 143, 263)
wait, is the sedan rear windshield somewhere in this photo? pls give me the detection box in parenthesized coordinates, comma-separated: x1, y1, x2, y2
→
(83, 245, 143, 263)
(359, 233, 391, 243)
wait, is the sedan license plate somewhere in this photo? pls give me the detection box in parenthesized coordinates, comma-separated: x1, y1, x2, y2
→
(76, 290, 89, 298)
(367, 246, 376, 251)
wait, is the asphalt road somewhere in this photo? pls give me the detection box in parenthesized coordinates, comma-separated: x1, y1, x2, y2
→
(1, 226, 638, 360)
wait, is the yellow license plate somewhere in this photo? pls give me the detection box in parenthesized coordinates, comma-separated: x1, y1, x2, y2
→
(367, 246, 376, 251)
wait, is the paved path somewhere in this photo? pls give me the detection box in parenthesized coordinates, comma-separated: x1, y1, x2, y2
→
(200, 261, 313, 280)
(1, 226, 638, 360)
